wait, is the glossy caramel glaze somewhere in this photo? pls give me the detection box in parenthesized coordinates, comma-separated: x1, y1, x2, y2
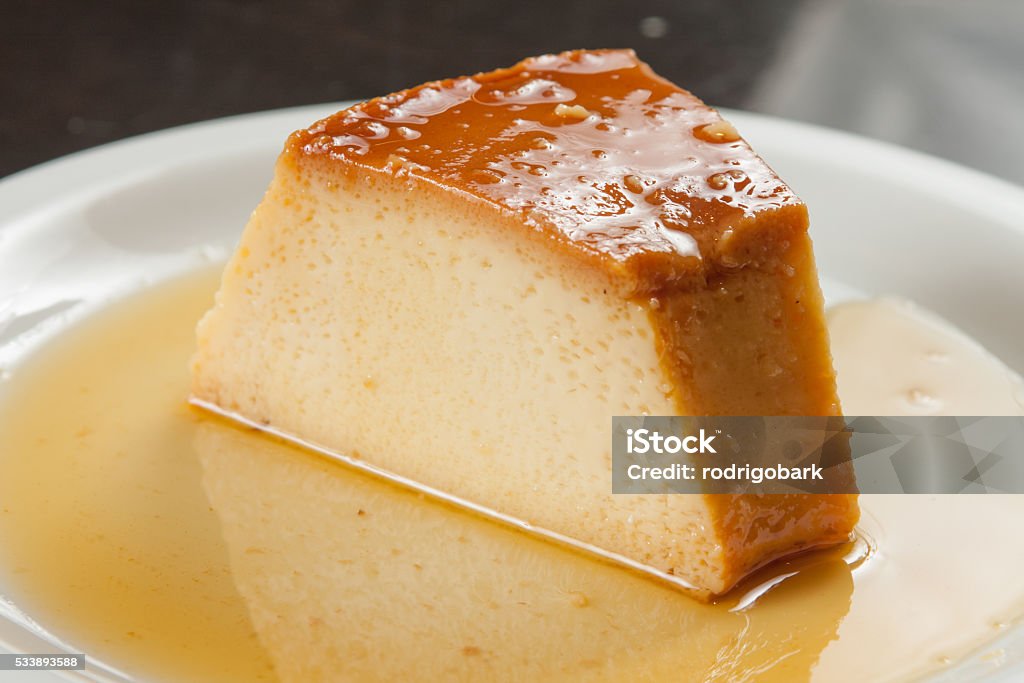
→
(288, 49, 803, 294)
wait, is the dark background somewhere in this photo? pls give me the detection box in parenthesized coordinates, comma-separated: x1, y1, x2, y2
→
(1, 0, 803, 178)
(3, 0, 1022, 183)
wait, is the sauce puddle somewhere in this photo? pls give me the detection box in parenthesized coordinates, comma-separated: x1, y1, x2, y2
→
(0, 268, 1022, 682)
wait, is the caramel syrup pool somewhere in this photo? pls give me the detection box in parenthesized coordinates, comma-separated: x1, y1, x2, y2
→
(0, 267, 1022, 682)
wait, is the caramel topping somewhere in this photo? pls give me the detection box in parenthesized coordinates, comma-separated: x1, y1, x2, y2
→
(291, 49, 801, 286)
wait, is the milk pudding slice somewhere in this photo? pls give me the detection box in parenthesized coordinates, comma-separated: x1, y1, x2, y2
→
(191, 49, 858, 598)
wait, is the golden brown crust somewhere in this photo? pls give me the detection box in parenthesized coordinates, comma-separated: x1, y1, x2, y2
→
(286, 49, 803, 296)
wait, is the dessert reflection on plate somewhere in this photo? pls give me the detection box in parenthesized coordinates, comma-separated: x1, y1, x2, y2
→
(197, 418, 853, 683)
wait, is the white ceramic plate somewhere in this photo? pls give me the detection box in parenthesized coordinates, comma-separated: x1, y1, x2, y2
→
(1, 105, 1023, 682)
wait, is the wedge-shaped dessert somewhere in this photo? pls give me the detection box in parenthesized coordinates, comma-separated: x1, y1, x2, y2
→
(192, 49, 858, 598)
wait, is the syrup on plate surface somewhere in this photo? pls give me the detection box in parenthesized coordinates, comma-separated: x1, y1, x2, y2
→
(0, 268, 1022, 682)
